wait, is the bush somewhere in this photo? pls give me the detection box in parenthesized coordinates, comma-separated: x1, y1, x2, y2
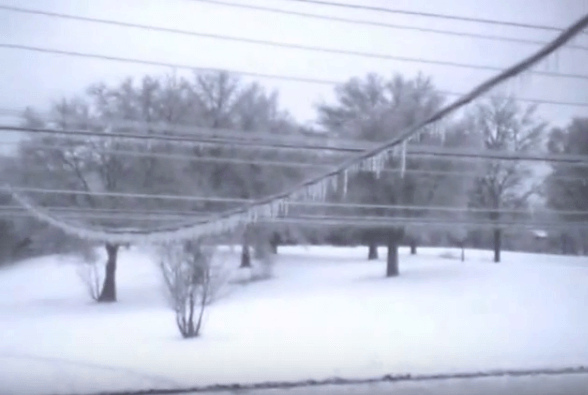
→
(158, 240, 225, 338)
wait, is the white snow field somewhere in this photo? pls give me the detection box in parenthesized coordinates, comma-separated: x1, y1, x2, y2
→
(0, 246, 587, 395)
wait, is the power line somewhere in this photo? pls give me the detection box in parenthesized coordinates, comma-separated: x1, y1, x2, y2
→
(0, 47, 587, 110)
(1, 41, 588, 83)
(1, 209, 585, 231)
(14, 141, 588, 183)
(259, 217, 588, 231)
(5, 124, 588, 165)
(2, 53, 587, 109)
(0, 43, 340, 85)
(6, 108, 588, 158)
(0, 124, 359, 153)
(275, 0, 588, 34)
(190, 0, 588, 51)
(5, 187, 588, 217)
(4, 204, 584, 216)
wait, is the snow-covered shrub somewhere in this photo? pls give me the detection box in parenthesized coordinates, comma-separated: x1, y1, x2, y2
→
(157, 240, 226, 338)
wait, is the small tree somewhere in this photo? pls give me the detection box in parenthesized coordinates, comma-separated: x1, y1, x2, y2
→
(158, 240, 224, 338)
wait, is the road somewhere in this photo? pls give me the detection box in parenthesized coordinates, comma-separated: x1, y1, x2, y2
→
(188, 374, 588, 395)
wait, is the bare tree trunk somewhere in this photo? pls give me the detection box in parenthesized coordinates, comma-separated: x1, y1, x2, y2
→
(459, 241, 465, 262)
(410, 238, 417, 255)
(270, 233, 279, 255)
(386, 229, 402, 277)
(493, 228, 501, 263)
(368, 243, 379, 260)
(98, 243, 119, 302)
(560, 233, 572, 255)
(240, 240, 251, 268)
(367, 229, 379, 260)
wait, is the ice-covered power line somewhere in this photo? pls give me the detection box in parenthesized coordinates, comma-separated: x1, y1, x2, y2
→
(3, 124, 588, 165)
(5, 188, 588, 218)
(1, 43, 587, 82)
(275, 0, 588, 33)
(1, 208, 586, 232)
(1, 204, 585, 217)
(13, 143, 588, 181)
(7, 12, 588, 243)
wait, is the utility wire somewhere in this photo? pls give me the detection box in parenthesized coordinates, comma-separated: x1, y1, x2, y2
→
(4, 124, 588, 165)
(16, 143, 588, 181)
(1, 42, 587, 82)
(189, 0, 588, 51)
(3, 67, 588, 108)
(275, 0, 588, 34)
(0, 43, 340, 85)
(1, 209, 585, 231)
(3, 108, 586, 156)
(4, 204, 585, 216)
(5, 187, 588, 216)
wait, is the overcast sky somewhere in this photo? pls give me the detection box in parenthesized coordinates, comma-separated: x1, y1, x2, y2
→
(1, 0, 587, 139)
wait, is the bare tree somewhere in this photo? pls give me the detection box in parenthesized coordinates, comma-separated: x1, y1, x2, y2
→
(467, 96, 546, 262)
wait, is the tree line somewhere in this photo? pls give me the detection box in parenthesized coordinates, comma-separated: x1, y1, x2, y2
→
(0, 70, 586, 301)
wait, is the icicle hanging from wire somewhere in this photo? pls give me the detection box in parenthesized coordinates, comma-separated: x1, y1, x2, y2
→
(303, 178, 329, 202)
(342, 169, 349, 197)
(354, 147, 395, 178)
(400, 141, 407, 178)
(428, 119, 445, 141)
(327, 174, 338, 194)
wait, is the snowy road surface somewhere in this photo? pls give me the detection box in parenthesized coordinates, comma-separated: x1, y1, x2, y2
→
(190, 374, 588, 395)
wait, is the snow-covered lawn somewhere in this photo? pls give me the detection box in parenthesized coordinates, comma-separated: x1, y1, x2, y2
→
(0, 246, 587, 395)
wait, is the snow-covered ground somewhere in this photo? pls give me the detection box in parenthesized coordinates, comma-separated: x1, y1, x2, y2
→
(0, 246, 587, 395)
